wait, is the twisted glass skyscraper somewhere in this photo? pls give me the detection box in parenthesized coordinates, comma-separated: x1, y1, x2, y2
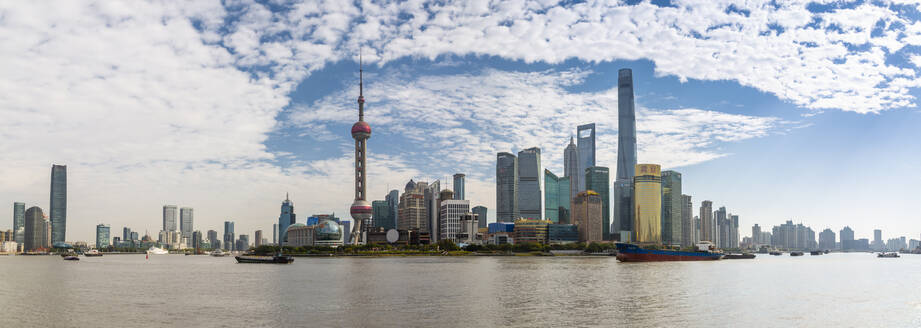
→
(614, 69, 637, 239)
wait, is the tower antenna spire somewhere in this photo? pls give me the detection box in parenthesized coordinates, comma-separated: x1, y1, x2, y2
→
(359, 47, 364, 121)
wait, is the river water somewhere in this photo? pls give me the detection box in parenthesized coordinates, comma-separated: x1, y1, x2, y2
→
(1, 253, 919, 327)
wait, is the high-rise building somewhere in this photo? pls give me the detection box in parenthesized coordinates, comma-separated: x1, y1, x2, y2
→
(585, 166, 610, 240)
(207, 230, 218, 247)
(50, 164, 67, 245)
(24, 206, 47, 251)
(752, 224, 762, 245)
(439, 199, 470, 241)
(472, 206, 488, 229)
(715, 207, 727, 248)
(180, 207, 193, 240)
(372, 200, 392, 229)
(681, 195, 693, 247)
(434, 189, 454, 241)
(237, 234, 249, 251)
(453, 173, 466, 200)
(224, 221, 235, 251)
(544, 169, 571, 224)
(272, 224, 277, 245)
(13, 202, 25, 244)
(334, 220, 347, 244)
(661, 170, 682, 245)
(633, 164, 662, 244)
(425, 181, 441, 240)
(386, 189, 399, 230)
(123, 227, 132, 242)
(577, 124, 596, 192)
(162, 205, 178, 232)
(95, 224, 110, 249)
(517, 147, 542, 219)
(348, 59, 373, 245)
(496, 152, 518, 222)
(563, 137, 580, 205)
(730, 214, 740, 248)
(699, 201, 713, 243)
(398, 180, 428, 231)
(572, 191, 603, 243)
(840, 226, 855, 250)
(693, 216, 701, 243)
(770, 220, 815, 250)
(192, 230, 203, 251)
(614, 68, 637, 242)
(613, 179, 633, 240)
(819, 228, 835, 250)
(254, 230, 263, 247)
(872, 229, 884, 251)
(278, 194, 295, 245)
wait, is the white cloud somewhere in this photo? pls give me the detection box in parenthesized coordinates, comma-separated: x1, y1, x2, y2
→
(290, 68, 784, 215)
(2, 0, 912, 241)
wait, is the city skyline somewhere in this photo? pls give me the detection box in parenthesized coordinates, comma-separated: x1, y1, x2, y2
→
(3, 1, 921, 242)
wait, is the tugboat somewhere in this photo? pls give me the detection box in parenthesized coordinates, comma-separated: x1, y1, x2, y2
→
(615, 242, 722, 262)
(790, 251, 804, 256)
(84, 249, 103, 257)
(235, 253, 294, 264)
(723, 253, 756, 259)
(878, 252, 900, 258)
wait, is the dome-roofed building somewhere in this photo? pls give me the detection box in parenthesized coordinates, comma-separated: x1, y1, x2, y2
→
(284, 219, 344, 248)
(284, 223, 313, 247)
(405, 179, 416, 192)
(314, 219, 343, 247)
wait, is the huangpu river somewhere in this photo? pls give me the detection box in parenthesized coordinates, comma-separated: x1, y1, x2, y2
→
(2, 253, 920, 327)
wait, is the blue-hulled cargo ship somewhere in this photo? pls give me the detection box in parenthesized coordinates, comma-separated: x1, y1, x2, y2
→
(615, 243, 723, 262)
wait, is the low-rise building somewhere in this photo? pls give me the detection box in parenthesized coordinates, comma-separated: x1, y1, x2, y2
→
(548, 224, 579, 244)
(514, 218, 551, 244)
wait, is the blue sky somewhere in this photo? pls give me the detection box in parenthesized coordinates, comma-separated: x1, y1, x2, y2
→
(1, 0, 921, 243)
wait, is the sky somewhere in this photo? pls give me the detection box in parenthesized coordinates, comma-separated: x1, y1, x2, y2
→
(2, 0, 921, 243)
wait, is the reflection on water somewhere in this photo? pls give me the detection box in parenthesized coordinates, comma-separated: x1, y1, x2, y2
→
(2, 253, 921, 327)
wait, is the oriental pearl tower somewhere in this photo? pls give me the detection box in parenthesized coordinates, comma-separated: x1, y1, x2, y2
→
(349, 53, 372, 244)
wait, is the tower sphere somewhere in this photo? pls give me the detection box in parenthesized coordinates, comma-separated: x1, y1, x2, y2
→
(351, 121, 371, 139)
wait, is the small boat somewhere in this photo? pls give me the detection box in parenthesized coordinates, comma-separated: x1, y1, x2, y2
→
(823, 250, 830, 254)
(723, 253, 756, 259)
(878, 252, 900, 258)
(235, 254, 294, 264)
(790, 251, 804, 256)
(146, 247, 169, 255)
(809, 251, 822, 255)
(614, 243, 722, 262)
(210, 249, 228, 257)
(84, 250, 103, 257)
(63, 256, 79, 261)
(769, 251, 782, 256)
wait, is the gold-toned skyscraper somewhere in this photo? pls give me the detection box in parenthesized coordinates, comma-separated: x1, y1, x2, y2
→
(633, 164, 662, 244)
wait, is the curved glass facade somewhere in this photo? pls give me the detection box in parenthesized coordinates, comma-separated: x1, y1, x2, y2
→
(633, 164, 661, 244)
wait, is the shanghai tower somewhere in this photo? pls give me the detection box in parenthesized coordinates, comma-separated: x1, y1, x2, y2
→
(349, 54, 373, 244)
(613, 69, 637, 240)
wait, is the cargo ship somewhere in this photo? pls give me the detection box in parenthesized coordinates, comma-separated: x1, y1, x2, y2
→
(615, 242, 722, 262)
(235, 254, 294, 264)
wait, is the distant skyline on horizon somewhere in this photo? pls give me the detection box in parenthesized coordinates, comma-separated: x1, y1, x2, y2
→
(2, 1, 921, 242)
